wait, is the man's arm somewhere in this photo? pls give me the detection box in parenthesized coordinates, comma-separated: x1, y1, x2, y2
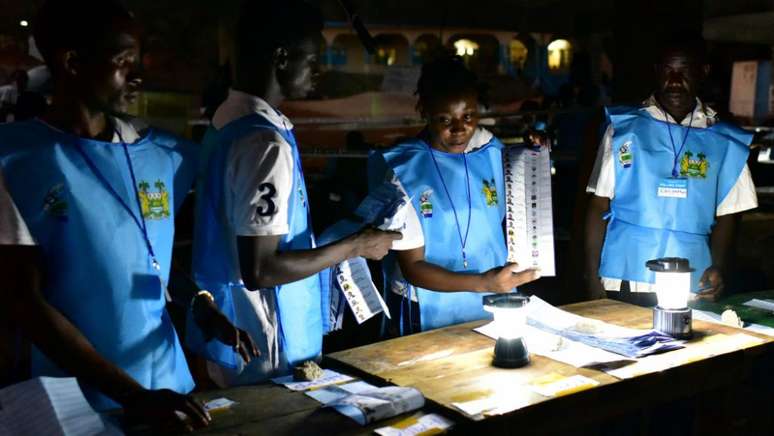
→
(396, 246, 539, 293)
(584, 194, 610, 299)
(2, 245, 210, 431)
(237, 227, 400, 290)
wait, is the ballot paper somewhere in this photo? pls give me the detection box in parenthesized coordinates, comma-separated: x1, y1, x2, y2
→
(326, 386, 425, 426)
(0, 377, 122, 436)
(742, 298, 774, 312)
(320, 176, 409, 326)
(335, 256, 391, 324)
(204, 398, 236, 412)
(305, 380, 378, 404)
(525, 296, 684, 358)
(503, 145, 555, 276)
(374, 413, 454, 436)
(474, 322, 634, 369)
(271, 369, 353, 391)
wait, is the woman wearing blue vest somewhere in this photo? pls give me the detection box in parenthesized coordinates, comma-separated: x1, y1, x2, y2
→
(585, 36, 757, 305)
(0, 1, 257, 431)
(371, 56, 540, 335)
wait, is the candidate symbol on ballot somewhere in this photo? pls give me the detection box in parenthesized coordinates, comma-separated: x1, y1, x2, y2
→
(618, 141, 633, 168)
(679, 151, 709, 178)
(138, 179, 170, 220)
(419, 189, 433, 218)
(482, 178, 498, 206)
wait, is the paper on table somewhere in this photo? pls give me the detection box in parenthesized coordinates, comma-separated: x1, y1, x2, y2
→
(474, 322, 634, 369)
(335, 257, 391, 324)
(452, 395, 532, 418)
(0, 377, 121, 436)
(305, 381, 378, 404)
(204, 398, 236, 412)
(529, 373, 599, 397)
(374, 413, 454, 436)
(526, 296, 684, 358)
(742, 298, 774, 312)
(271, 369, 353, 391)
(327, 386, 425, 426)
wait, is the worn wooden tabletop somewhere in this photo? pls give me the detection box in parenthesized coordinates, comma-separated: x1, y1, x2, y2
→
(327, 298, 774, 434)
(133, 298, 774, 435)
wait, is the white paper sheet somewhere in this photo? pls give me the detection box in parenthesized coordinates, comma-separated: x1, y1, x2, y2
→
(374, 413, 454, 436)
(474, 322, 634, 369)
(327, 386, 425, 426)
(742, 298, 774, 312)
(503, 146, 556, 276)
(305, 381, 378, 404)
(271, 369, 353, 391)
(335, 257, 391, 324)
(0, 377, 121, 436)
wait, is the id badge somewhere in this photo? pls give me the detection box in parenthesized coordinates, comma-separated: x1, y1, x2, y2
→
(657, 178, 688, 199)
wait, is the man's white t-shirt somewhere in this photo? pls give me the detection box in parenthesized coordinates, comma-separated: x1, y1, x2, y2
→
(586, 97, 758, 292)
(212, 90, 297, 238)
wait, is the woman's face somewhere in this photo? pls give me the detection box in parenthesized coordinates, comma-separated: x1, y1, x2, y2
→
(422, 90, 479, 153)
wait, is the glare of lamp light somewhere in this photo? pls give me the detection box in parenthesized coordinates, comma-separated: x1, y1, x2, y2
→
(20, 20, 29, 27)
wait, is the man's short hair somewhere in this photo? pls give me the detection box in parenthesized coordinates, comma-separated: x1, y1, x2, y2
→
(235, 0, 323, 62)
(655, 30, 707, 65)
(33, 0, 133, 72)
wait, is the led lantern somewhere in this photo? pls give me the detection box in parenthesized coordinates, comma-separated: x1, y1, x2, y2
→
(483, 294, 530, 368)
(646, 257, 693, 339)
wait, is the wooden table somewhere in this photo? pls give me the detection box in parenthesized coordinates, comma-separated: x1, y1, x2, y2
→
(135, 299, 774, 435)
(327, 299, 774, 434)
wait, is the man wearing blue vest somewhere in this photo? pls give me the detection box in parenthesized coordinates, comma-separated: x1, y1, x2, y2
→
(0, 0, 257, 431)
(191, 0, 400, 385)
(585, 36, 757, 305)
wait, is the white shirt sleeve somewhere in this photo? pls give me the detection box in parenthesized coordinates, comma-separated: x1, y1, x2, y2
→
(388, 170, 424, 251)
(717, 164, 758, 216)
(226, 130, 294, 236)
(585, 125, 616, 198)
(0, 168, 34, 245)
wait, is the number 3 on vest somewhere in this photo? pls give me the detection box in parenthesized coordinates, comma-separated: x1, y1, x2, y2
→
(256, 182, 277, 216)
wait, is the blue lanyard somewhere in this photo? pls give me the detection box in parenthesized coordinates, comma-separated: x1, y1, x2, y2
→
(427, 143, 472, 268)
(661, 107, 694, 178)
(74, 128, 160, 271)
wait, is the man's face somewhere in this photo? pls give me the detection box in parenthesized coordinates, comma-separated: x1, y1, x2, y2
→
(77, 21, 143, 116)
(423, 90, 480, 153)
(277, 35, 320, 100)
(654, 48, 706, 115)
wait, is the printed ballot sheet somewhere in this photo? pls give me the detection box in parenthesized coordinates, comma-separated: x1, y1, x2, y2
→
(503, 145, 555, 276)
(335, 256, 391, 324)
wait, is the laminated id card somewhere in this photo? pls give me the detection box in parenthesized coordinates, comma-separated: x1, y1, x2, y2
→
(657, 178, 688, 199)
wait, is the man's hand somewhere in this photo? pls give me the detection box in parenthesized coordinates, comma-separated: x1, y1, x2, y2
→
(192, 294, 259, 363)
(482, 263, 540, 293)
(351, 227, 403, 260)
(120, 388, 211, 433)
(693, 266, 725, 302)
(587, 277, 607, 300)
(526, 129, 551, 150)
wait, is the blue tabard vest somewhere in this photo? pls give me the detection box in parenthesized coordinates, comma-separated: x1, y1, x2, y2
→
(376, 136, 508, 332)
(0, 119, 196, 411)
(599, 106, 752, 291)
(191, 113, 326, 374)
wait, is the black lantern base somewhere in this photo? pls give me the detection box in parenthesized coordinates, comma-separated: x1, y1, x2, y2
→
(493, 337, 530, 368)
(653, 306, 692, 339)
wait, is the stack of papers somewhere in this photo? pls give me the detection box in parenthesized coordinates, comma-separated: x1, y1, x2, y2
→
(303, 380, 425, 426)
(526, 296, 684, 358)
